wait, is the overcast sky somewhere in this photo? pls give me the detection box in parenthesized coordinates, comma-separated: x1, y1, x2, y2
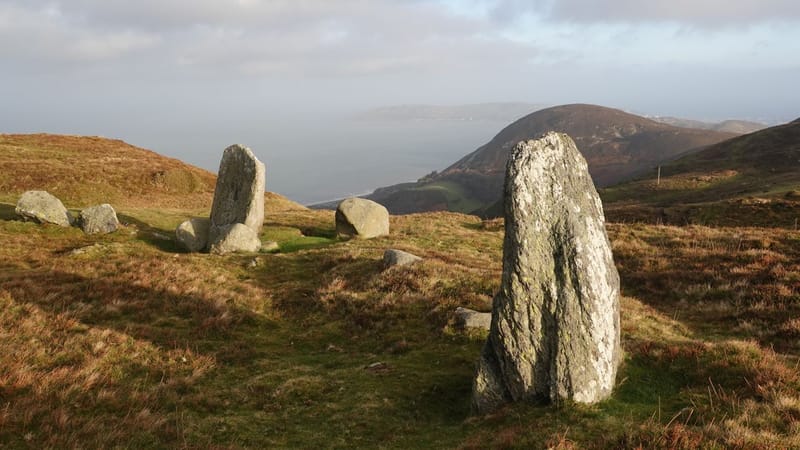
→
(2, 1, 799, 200)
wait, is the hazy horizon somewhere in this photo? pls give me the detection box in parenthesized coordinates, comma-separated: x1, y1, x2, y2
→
(2, 1, 798, 203)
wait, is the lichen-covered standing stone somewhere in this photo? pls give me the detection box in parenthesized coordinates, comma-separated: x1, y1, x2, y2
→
(79, 204, 119, 234)
(15, 190, 72, 226)
(472, 132, 621, 414)
(335, 198, 389, 239)
(209, 144, 266, 234)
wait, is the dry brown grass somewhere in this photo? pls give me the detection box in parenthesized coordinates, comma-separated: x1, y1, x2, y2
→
(2, 134, 800, 447)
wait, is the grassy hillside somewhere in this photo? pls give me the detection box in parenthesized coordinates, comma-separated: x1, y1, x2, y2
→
(2, 134, 800, 447)
(602, 119, 800, 227)
(369, 104, 737, 216)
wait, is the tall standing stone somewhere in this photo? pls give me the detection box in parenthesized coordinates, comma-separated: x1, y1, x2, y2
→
(472, 132, 621, 414)
(209, 144, 265, 234)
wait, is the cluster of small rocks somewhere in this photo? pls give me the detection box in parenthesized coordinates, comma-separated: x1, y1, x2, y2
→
(15, 190, 119, 235)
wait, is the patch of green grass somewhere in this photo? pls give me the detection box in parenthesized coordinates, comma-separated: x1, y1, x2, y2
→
(413, 181, 485, 214)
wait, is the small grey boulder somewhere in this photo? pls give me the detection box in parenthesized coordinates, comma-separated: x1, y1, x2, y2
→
(15, 190, 72, 226)
(383, 249, 422, 268)
(335, 198, 389, 239)
(79, 204, 119, 234)
(175, 218, 210, 252)
(454, 307, 491, 331)
(209, 223, 262, 255)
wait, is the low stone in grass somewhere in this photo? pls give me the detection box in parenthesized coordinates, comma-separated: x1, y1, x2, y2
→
(15, 190, 72, 226)
(454, 307, 491, 331)
(79, 204, 119, 234)
(209, 223, 262, 255)
(335, 198, 389, 239)
(175, 218, 210, 252)
(383, 249, 422, 268)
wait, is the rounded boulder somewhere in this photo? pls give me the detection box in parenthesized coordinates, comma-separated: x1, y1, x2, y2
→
(79, 204, 120, 234)
(335, 198, 389, 239)
(15, 190, 72, 226)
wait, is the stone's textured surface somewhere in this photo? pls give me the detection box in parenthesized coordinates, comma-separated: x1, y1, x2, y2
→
(454, 307, 491, 331)
(79, 204, 119, 234)
(383, 249, 422, 268)
(209, 144, 266, 234)
(335, 198, 390, 239)
(209, 223, 262, 255)
(175, 218, 211, 252)
(15, 190, 72, 226)
(472, 132, 621, 414)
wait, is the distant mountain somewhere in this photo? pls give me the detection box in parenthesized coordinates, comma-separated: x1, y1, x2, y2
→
(367, 104, 737, 215)
(651, 116, 767, 134)
(355, 103, 547, 122)
(602, 118, 800, 227)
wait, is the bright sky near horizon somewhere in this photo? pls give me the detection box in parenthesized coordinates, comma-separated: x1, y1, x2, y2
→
(2, 1, 799, 201)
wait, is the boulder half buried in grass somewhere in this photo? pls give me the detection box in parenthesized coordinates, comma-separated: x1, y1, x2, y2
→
(472, 132, 621, 414)
(15, 190, 72, 226)
(383, 249, 422, 268)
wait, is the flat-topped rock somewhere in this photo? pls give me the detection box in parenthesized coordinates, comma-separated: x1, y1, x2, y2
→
(383, 249, 422, 268)
(454, 307, 491, 331)
(15, 190, 72, 226)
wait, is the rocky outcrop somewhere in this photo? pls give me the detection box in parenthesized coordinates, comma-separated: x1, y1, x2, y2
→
(15, 190, 72, 226)
(472, 132, 621, 414)
(175, 218, 210, 252)
(335, 198, 389, 239)
(209, 223, 262, 255)
(383, 249, 422, 268)
(79, 204, 119, 234)
(209, 144, 266, 234)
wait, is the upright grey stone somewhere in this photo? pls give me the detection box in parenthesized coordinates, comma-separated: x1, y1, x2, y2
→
(175, 218, 210, 252)
(472, 132, 621, 414)
(79, 204, 119, 234)
(335, 198, 389, 239)
(209, 144, 265, 234)
(15, 190, 72, 226)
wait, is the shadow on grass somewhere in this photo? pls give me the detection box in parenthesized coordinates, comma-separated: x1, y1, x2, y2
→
(0, 252, 478, 447)
(118, 213, 183, 253)
(0, 202, 18, 220)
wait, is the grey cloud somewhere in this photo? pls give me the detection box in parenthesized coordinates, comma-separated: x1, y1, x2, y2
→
(0, 0, 537, 78)
(490, 0, 800, 26)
